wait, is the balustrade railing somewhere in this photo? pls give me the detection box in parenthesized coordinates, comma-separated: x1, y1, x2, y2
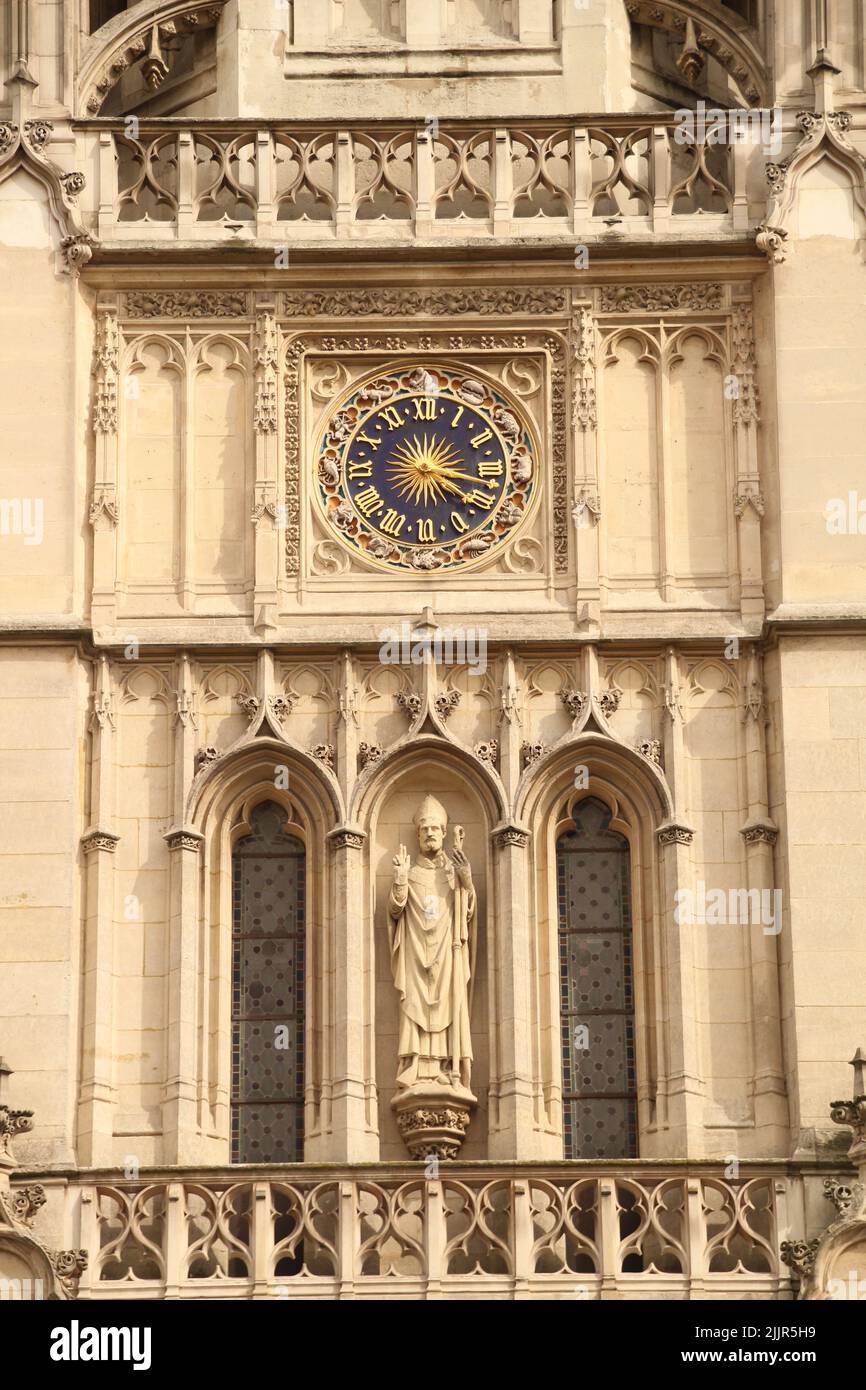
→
(75, 118, 755, 244)
(23, 1164, 795, 1299)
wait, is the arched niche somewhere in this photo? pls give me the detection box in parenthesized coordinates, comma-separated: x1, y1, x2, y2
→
(357, 742, 501, 1159)
(517, 738, 672, 1158)
(185, 742, 342, 1162)
(556, 796, 637, 1160)
(230, 800, 306, 1164)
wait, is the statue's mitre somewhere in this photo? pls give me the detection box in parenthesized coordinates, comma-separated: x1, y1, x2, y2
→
(413, 795, 448, 829)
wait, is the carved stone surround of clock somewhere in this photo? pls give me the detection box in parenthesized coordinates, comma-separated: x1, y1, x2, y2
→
(304, 339, 557, 584)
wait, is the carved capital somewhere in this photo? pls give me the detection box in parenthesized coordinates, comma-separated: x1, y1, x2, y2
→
(328, 825, 366, 852)
(741, 820, 778, 847)
(394, 1100, 472, 1161)
(81, 829, 120, 854)
(657, 821, 694, 847)
(474, 739, 499, 765)
(164, 827, 204, 853)
(493, 824, 530, 850)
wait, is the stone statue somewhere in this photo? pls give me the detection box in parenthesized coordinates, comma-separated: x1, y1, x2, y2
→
(388, 795, 476, 1095)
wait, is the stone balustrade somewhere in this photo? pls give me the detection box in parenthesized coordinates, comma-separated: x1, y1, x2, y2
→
(15, 1163, 799, 1299)
(74, 118, 758, 245)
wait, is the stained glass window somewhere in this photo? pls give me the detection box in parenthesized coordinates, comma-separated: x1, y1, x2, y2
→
(231, 802, 305, 1163)
(556, 797, 637, 1159)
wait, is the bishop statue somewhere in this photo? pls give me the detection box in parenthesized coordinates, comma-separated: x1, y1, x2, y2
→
(388, 796, 476, 1094)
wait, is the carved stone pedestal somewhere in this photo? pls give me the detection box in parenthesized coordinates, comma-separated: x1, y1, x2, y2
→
(392, 1084, 477, 1160)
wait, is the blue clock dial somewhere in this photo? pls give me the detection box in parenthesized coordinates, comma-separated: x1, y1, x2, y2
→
(315, 365, 537, 573)
(344, 394, 508, 547)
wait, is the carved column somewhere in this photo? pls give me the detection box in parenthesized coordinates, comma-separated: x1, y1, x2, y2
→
(655, 821, 704, 1150)
(656, 647, 702, 1147)
(571, 302, 601, 625)
(89, 300, 119, 632)
(161, 653, 203, 1162)
(497, 649, 524, 802)
(252, 298, 279, 637)
(78, 656, 119, 1165)
(488, 825, 548, 1157)
(661, 646, 689, 815)
(337, 650, 359, 795)
(739, 644, 786, 1138)
(316, 827, 378, 1162)
(731, 299, 765, 619)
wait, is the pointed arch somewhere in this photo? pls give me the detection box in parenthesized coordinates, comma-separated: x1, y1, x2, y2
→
(78, 0, 229, 115)
(167, 739, 343, 1163)
(351, 737, 505, 1158)
(516, 736, 678, 1157)
(350, 733, 506, 830)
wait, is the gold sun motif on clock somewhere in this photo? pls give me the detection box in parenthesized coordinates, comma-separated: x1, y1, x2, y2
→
(387, 433, 493, 509)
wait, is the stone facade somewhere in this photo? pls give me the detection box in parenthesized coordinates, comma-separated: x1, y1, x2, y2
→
(0, 0, 865, 1299)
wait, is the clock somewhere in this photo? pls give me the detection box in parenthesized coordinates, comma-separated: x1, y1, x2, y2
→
(314, 364, 537, 572)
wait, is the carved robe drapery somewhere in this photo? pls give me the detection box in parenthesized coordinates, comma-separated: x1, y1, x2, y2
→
(388, 851, 475, 1090)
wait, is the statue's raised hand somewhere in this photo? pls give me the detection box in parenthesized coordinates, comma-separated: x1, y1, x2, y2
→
(393, 844, 411, 887)
(452, 846, 473, 890)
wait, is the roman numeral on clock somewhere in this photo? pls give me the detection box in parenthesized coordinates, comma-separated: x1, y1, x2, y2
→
(355, 485, 385, 517)
(348, 461, 372, 479)
(379, 407, 403, 430)
(464, 489, 495, 510)
(380, 509, 406, 536)
(470, 428, 493, 448)
(413, 398, 437, 420)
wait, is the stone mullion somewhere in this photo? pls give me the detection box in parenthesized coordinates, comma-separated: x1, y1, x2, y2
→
(180, 326, 195, 610)
(90, 301, 119, 631)
(662, 645, 690, 821)
(337, 650, 359, 803)
(252, 300, 279, 637)
(161, 653, 202, 1162)
(571, 303, 601, 624)
(497, 649, 523, 804)
(657, 327, 676, 603)
(656, 828, 704, 1153)
(318, 828, 377, 1162)
(731, 301, 765, 619)
(78, 655, 120, 1165)
(657, 648, 702, 1152)
(488, 826, 547, 1158)
(739, 645, 786, 1138)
